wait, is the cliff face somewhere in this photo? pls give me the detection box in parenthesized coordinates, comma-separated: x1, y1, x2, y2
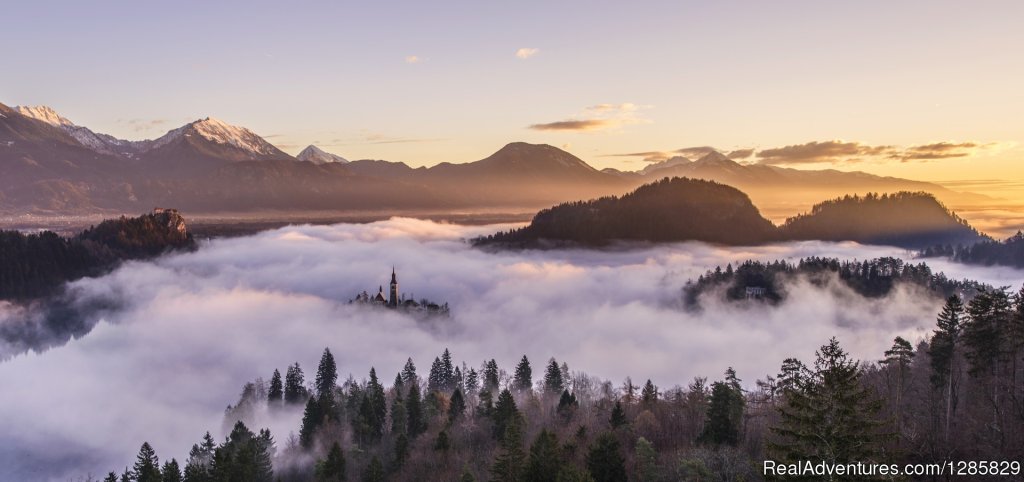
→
(152, 208, 189, 240)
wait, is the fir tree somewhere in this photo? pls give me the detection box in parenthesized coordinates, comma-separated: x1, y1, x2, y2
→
(406, 381, 426, 438)
(401, 357, 417, 386)
(490, 419, 526, 482)
(483, 359, 500, 392)
(699, 381, 741, 445)
(394, 433, 410, 468)
(390, 389, 407, 435)
(441, 348, 455, 391)
(524, 429, 561, 482)
(284, 362, 307, 405)
(635, 437, 658, 482)
(640, 379, 658, 406)
(465, 368, 480, 395)
(316, 442, 346, 482)
(514, 355, 533, 393)
(428, 356, 444, 393)
(493, 388, 521, 440)
(103, 473, 118, 482)
(769, 337, 886, 468)
(160, 459, 182, 482)
(881, 336, 915, 433)
(609, 401, 627, 429)
(133, 442, 161, 482)
(929, 294, 965, 442)
(267, 368, 283, 406)
(476, 387, 495, 417)
(367, 368, 387, 438)
(543, 358, 565, 396)
(300, 396, 322, 449)
(449, 387, 467, 422)
(586, 432, 627, 482)
(557, 390, 579, 420)
(315, 348, 338, 399)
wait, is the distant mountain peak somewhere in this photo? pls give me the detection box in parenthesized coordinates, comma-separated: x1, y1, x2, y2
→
(485, 142, 597, 171)
(14, 105, 75, 127)
(640, 155, 692, 175)
(297, 145, 349, 164)
(148, 116, 285, 159)
(694, 150, 739, 166)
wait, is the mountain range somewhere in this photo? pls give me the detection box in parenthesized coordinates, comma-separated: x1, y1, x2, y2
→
(0, 102, 986, 216)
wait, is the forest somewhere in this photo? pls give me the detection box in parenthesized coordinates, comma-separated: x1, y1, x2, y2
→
(0, 209, 194, 301)
(475, 180, 984, 251)
(922, 231, 1024, 268)
(95, 285, 1024, 481)
(682, 256, 986, 309)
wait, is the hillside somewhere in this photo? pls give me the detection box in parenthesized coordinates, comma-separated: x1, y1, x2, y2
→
(475, 177, 778, 247)
(779, 192, 985, 249)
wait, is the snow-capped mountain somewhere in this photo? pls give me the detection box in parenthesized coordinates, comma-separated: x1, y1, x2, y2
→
(297, 145, 349, 164)
(639, 155, 692, 175)
(14, 105, 138, 156)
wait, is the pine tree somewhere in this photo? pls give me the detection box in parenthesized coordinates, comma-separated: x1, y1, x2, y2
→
(492, 388, 521, 440)
(284, 363, 307, 405)
(609, 401, 627, 429)
(315, 348, 338, 399)
(367, 368, 387, 438)
(640, 379, 658, 406)
(133, 442, 161, 482)
(769, 337, 886, 468)
(483, 359, 500, 392)
(316, 442, 346, 482)
(441, 348, 455, 391)
(586, 432, 627, 482)
(401, 357, 417, 386)
(699, 381, 741, 445)
(513, 355, 533, 393)
(428, 356, 444, 393)
(268, 368, 283, 405)
(465, 368, 480, 394)
(361, 456, 384, 482)
(449, 387, 467, 422)
(543, 358, 564, 396)
(881, 336, 915, 434)
(490, 419, 527, 482)
(524, 429, 561, 482)
(161, 459, 182, 482)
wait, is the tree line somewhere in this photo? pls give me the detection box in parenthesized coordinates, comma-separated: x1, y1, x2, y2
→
(923, 230, 1024, 268)
(98, 285, 1024, 481)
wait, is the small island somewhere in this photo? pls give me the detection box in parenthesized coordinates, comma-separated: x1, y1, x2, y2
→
(350, 268, 450, 316)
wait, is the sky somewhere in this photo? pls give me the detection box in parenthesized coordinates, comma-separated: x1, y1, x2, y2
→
(3, 1, 1023, 186)
(3, 218, 1023, 480)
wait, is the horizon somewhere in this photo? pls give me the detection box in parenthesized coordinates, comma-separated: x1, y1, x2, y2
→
(3, 1, 1022, 197)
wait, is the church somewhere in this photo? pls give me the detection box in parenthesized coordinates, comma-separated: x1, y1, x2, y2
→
(351, 268, 449, 315)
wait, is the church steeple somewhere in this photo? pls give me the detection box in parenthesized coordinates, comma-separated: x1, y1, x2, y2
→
(389, 267, 399, 307)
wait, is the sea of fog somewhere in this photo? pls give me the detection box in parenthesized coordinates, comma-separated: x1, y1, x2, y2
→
(1, 217, 1022, 481)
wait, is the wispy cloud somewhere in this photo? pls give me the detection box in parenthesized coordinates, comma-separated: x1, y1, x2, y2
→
(405, 55, 422, 64)
(528, 103, 651, 132)
(894, 142, 980, 161)
(755, 140, 895, 165)
(116, 118, 169, 133)
(727, 148, 755, 159)
(515, 48, 539, 59)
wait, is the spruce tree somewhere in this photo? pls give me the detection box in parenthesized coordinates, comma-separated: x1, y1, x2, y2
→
(160, 459, 182, 482)
(361, 456, 384, 482)
(483, 359, 500, 392)
(543, 358, 564, 396)
(929, 294, 964, 442)
(465, 368, 480, 394)
(394, 433, 410, 468)
(490, 419, 527, 482)
(441, 348, 455, 391)
(492, 388, 521, 440)
(315, 348, 338, 399)
(284, 363, 307, 404)
(267, 368, 283, 406)
(609, 401, 627, 429)
(640, 379, 658, 406)
(524, 429, 561, 482)
(300, 396, 322, 449)
(133, 442, 161, 482)
(104, 473, 118, 482)
(699, 381, 741, 445)
(449, 387, 467, 422)
(476, 387, 495, 417)
(428, 356, 444, 393)
(316, 442, 346, 482)
(769, 337, 886, 468)
(406, 381, 426, 438)
(435, 429, 451, 453)
(513, 355, 533, 392)
(586, 432, 627, 482)
(401, 357, 417, 386)
(367, 368, 387, 438)
(557, 389, 579, 420)
(391, 388, 408, 435)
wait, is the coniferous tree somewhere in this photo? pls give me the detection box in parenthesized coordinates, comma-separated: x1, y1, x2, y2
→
(543, 358, 565, 396)
(315, 348, 338, 399)
(367, 368, 387, 438)
(104, 472, 118, 482)
(586, 433, 627, 482)
(465, 368, 480, 395)
(483, 359, 500, 393)
(524, 429, 561, 482)
(557, 389, 579, 420)
(514, 355, 533, 393)
(361, 456, 385, 482)
(699, 381, 741, 445)
(300, 396, 323, 449)
(929, 294, 965, 442)
(769, 337, 886, 468)
(316, 442, 346, 482)
(476, 387, 495, 417)
(267, 369, 283, 406)
(881, 336, 915, 434)
(284, 363, 307, 405)
(160, 459, 182, 482)
(391, 388, 407, 435)
(401, 358, 417, 386)
(441, 348, 455, 391)
(120, 468, 134, 482)
(133, 442, 161, 482)
(609, 401, 627, 429)
(406, 381, 426, 438)
(640, 379, 658, 406)
(428, 356, 444, 393)
(449, 387, 467, 422)
(492, 388, 521, 440)
(635, 437, 658, 482)
(490, 419, 526, 482)
(394, 433, 410, 468)
(435, 429, 451, 453)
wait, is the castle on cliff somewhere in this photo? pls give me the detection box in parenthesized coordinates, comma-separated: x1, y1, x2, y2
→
(351, 268, 449, 315)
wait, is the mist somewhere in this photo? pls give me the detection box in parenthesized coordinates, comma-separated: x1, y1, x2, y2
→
(1, 217, 1020, 481)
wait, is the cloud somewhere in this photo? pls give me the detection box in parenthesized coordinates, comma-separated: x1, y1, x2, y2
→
(727, 148, 755, 159)
(116, 118, 169, 133)
(1, 218, 1021, 480)
(528, 119, 614, 131)
(528, 103, 651, 133)
(755, 140, 896, 165)
(604, 146, 721, 163)
(894, 142, 980, 161)
(515, 48, 539, 59)
(404, 55, 422, 64)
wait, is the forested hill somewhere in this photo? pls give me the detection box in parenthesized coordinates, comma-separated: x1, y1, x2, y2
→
(923, 230, 1024, 268)
(475, 177, 778, 247)
(0, 209, 195, 301)
(779, 192, 985, 249)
